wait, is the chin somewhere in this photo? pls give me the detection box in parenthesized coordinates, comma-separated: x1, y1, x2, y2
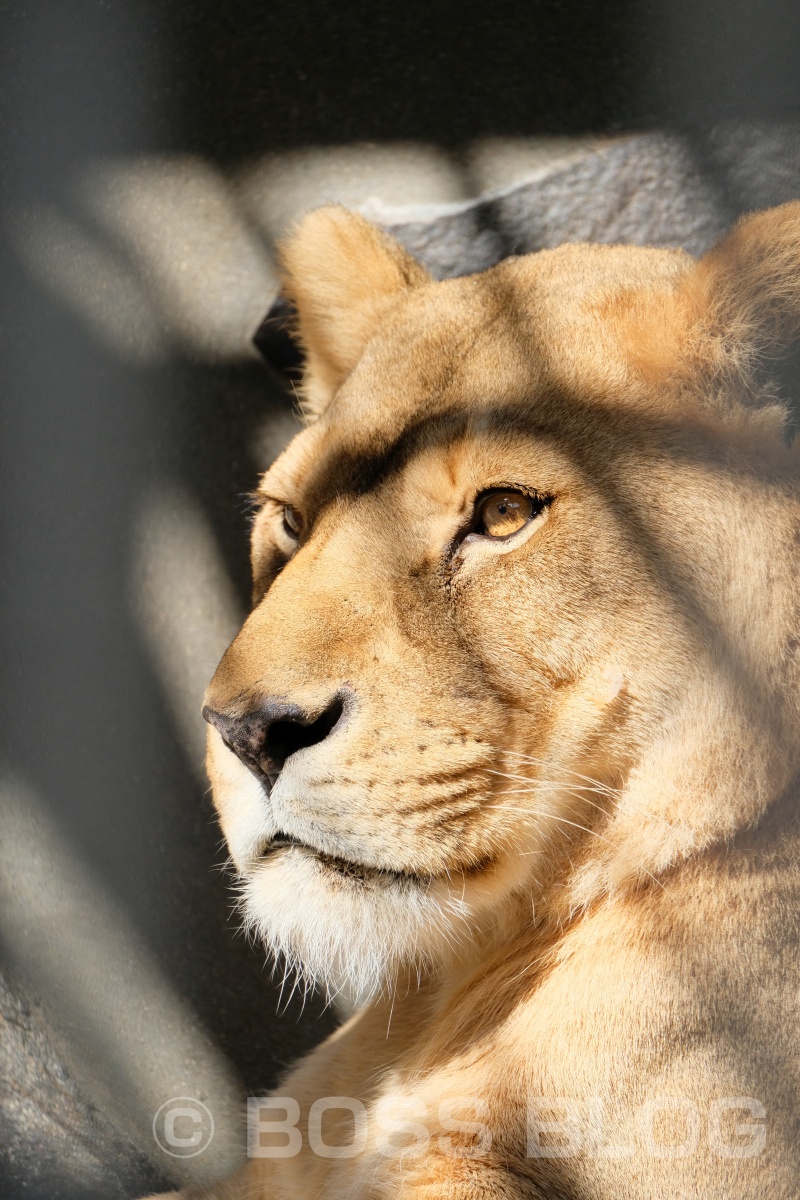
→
(239, 841, 525, 1007)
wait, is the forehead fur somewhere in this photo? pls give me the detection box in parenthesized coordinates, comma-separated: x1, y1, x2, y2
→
(264, 202, 800, 528)
(278, 202, 800, 456)
(264, 240, 702, 506)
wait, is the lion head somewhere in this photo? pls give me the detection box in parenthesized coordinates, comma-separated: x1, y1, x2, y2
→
(203, 204, 800, 1004)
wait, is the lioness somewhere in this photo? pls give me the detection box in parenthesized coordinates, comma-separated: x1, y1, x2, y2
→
(152, 204, 800, 1198)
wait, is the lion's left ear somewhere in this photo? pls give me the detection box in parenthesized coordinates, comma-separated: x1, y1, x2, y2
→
(692, 202, 800, 387)
(278, 206, 429, 418)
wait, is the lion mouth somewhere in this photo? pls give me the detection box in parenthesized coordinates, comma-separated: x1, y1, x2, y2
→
(258, 830, 497, 887)
(259, 831, 429, 885)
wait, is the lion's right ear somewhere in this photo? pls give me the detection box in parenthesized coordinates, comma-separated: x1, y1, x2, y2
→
(692, 202, 800, 384)
(278, 206, 430, 418)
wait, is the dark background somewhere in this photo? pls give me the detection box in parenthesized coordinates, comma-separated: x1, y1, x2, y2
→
(1, 1, 799, 1195)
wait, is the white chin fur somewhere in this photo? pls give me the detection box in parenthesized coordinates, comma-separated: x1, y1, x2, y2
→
(240, 847, 510, 1007)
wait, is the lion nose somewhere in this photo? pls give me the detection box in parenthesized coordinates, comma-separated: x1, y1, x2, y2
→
(202, 694, 345, 784)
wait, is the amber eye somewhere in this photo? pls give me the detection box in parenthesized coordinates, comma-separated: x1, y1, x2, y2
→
(282, 505, 302, 540)
(475, 490, 537, 538)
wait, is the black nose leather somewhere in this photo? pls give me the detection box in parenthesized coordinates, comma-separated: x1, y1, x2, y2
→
(202, 695, 345, 783)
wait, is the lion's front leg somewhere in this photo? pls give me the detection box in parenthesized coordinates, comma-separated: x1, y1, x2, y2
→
(140, 1165, 274, 1200)
(137, 1124, 543, 1200)
(356, 1151, 550, 1200)
(140, 1159, 554, 1200)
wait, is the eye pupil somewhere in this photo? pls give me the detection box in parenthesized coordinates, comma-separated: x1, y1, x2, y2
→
(282, 505, 301, 539)
(476, 490, 537, 538)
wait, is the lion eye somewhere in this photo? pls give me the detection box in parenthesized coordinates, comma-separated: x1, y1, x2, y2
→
(282, 505, 302, 540)
(475, 491, 536, 538)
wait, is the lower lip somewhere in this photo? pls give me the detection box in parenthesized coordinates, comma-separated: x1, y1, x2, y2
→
(260, 839, 428, 885)
(259, 840, 495, 884)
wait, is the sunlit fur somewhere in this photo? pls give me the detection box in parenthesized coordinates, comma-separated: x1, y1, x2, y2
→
(240, 850, 527, 1008)
(152, 204, 800, 1199)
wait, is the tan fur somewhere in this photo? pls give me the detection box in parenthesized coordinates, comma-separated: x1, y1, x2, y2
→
(280, 207, 430, 417)
(149, 204, 800, 1198)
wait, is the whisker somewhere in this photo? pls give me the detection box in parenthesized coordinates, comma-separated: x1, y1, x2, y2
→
(486, 804, 665, 891)
(501, 750, 624, 798)
(487, 757, 680, 834)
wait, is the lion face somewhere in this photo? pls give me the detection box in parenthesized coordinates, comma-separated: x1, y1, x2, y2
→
(204, 206, 800, 1003)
